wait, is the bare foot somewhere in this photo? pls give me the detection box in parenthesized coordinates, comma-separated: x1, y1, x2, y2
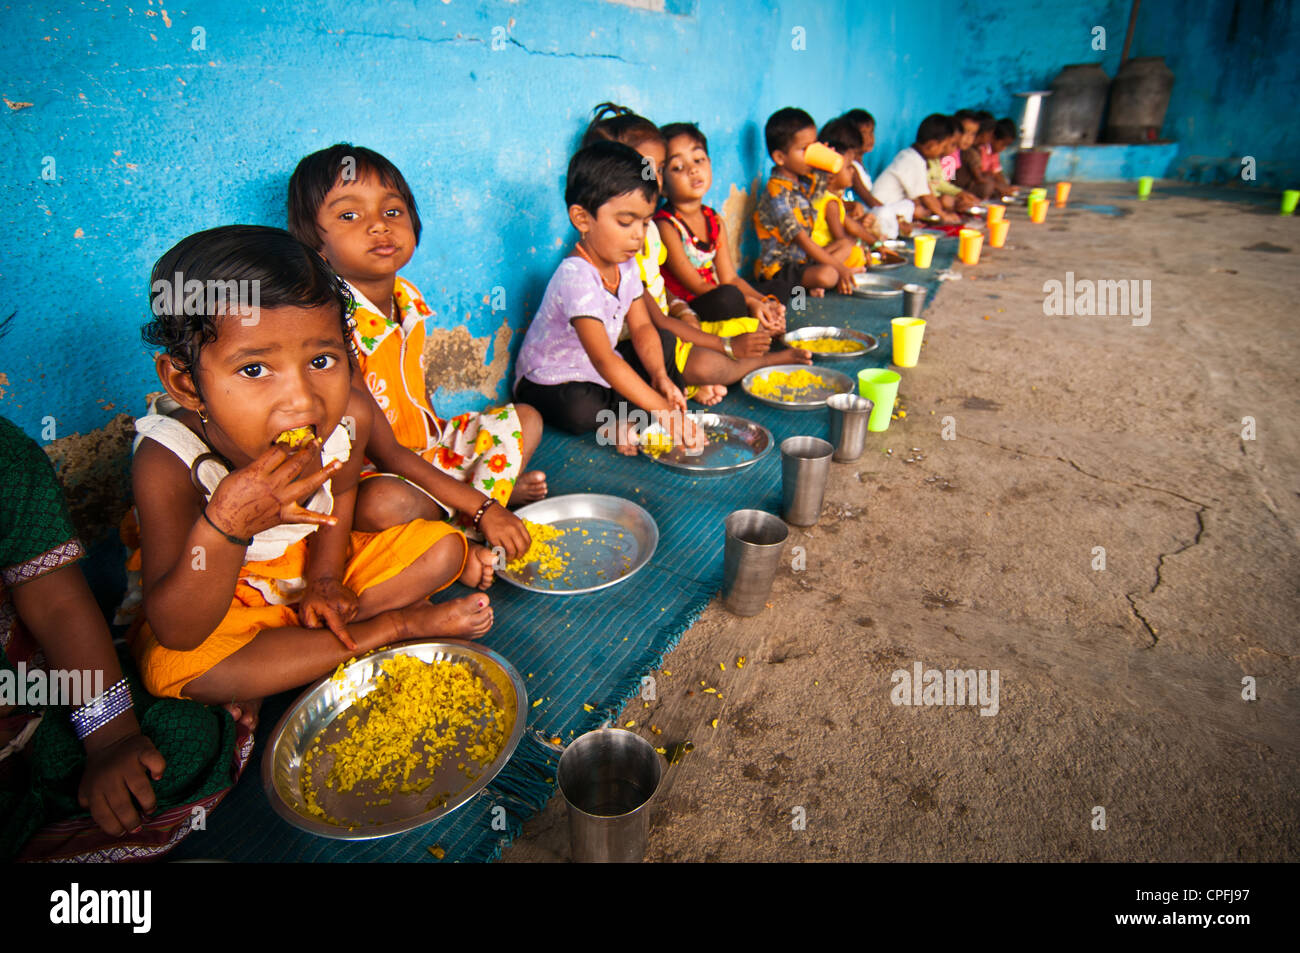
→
(615, 418, 639, 457)
(769, 347, 813, 366)
(693, 384, 726, 406)
(403, 593, 493, 640)
(810, 287, 826, 298)
(507, 470, 547, 507)
(458, 544, 496, 590)
(223, 697, 262, 731)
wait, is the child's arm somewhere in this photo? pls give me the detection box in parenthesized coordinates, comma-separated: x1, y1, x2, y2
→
(659, 222, 717, 299)
(643, 290, 770, 360)
(136, 439, 341, 651)
(574, 307, 678, 416)
(850, 165, 883, 207)
(359, 386, 531, 559)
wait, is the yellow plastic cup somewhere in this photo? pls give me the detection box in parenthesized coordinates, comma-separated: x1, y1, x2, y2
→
(958, 228, 984, 265)
(1029, 198, 1048, 223)
(1055, 182, 1071, 207)
(986, 204, 1005, 225)
(913, 233, 936, 268)
(858, 369, 901, 432)
(988, 219, 1010, 248)
(803, 141, 843, 174)
(891, 318, 926, 368)
(1028, 187, 1047, 205)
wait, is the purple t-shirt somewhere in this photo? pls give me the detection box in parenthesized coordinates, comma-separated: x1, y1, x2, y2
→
(514, 256, 644, 389)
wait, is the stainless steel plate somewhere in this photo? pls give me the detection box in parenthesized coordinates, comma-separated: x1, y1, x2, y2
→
(261, 641, 527, 840)
(500, 493, 658, 595)
(782, 326, 879, 361)
(851, 273, 905, 298)
(640, 413, 772, 474)
(867, 248, 906, 269)
(740, 364, 855, 411)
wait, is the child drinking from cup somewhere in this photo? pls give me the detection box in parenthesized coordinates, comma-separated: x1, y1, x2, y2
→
(753, 107, 865, 296)
(513, 141, 701, 455)
(287, 145, 544, 556)
(124, 226, 493, 709)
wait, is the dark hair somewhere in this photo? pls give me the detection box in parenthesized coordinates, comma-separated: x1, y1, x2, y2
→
(143, 225, 354, 390)
(818, 116, 863, 156)
(765, 107, 816, 156)
(954, 109, 980, 128)
(287, 143, 423, 249)
(843, 108, 875, 128)
(975, 110, 996, 134)
(994, 118, 1017, 142)
(581, 103, 665, 151)
(565, 140, 659, 214)
(916, 113, 957, 145)
(660, 122, 709, 156)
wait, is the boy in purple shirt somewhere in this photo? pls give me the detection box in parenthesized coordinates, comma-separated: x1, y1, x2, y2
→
(515, 141, 696, 455)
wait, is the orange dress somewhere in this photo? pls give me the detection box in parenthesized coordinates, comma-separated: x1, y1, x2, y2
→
(349, 277, 525, 522)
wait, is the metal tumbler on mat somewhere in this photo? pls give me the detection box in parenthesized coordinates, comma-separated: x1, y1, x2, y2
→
(902, 283, 926, 317)
(826, 394, 872, 462)
(557, 728, 663, 863)
(780, 436, 834, 526)
(722, 509, 789, 616)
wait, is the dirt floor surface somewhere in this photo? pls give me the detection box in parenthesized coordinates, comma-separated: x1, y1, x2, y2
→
(501, 183, 1299, 863)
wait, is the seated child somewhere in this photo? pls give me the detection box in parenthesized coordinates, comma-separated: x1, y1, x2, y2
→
(753, 107, 864, 297)
(287, 145, 542, 559)
(654, 121, 812, 404)
(125, 226, 493, 709)
(985, 118, 1019, 197)
(928, 115, 980, 216)
(513, 140, 699, 455)
(1, 413, 243, 861)
(874, 113, 965, 225)
(842, 108, 913, 240)
(957, 111, 999, 199)
(810, 116, 880, 261)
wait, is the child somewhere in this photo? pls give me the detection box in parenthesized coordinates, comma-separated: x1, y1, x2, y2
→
(126, 225, 493, 710)
(1, 413, 245, 861)
(655, 121, 811, 404)
(842, 108, 913, 241)
(985, 118, 1019, 197)
(810, 117, 879, 260)
(287, 145, 542, 557)
(513, 140, 699, 455)
(874, 113, 964, 225)
(957, 111, 999, 199)
(752, 107, 864, 296)
(927, 116, 980, 215)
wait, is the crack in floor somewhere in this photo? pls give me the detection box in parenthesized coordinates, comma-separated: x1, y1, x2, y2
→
(960, 435, 1214, 647)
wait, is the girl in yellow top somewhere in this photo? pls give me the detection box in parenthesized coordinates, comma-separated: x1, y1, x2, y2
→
(125, 226, 493, 709)
(810, 117, 882, 266)
(288, 145, 543, 559)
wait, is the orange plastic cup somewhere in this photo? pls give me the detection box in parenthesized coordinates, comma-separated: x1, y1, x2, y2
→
(1055, 182, 1071, 207)
(803, 141, 843, 174)
(988, 220, 1010, 248)
(1029, 198, 1048, 223)
(986, 204, 1005, 225)
(958, 228, 984, 265)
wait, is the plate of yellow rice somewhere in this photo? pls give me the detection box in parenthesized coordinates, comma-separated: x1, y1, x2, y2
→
(740, 364, 855, 410)
(262, 641, 527, 840)
(781, 326, 878, 361)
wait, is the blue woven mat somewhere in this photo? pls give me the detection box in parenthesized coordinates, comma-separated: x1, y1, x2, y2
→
(169, 244, 956, 863)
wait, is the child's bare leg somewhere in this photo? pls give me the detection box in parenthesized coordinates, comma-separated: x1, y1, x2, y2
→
(826, 237, 857, 263)
(354, 475, 444, 532)
(800, 264, 839, 296)
(685, 348, 812, 391)
(509, 403, 547, 506)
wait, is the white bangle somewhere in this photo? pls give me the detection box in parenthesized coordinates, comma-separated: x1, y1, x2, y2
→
(723, 337, 735, 360)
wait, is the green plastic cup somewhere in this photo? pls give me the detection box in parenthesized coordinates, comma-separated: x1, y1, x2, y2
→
(1027, 187, 1047, 206)
(858, 369, 901, 432)
(1137, 176, 1154, 200)
(1281, 190, 1299, 215)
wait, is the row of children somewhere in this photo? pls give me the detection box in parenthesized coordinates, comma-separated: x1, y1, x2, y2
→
(1, 99, 1015, 856)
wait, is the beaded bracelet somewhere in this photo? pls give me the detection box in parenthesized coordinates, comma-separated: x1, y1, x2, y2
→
(202, 507, 253, 547)
(69, 677, 133, 741)
(472, 497, 497, 531)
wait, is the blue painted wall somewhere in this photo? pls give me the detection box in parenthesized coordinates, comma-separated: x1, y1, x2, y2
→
(1, 0, 1297, 441)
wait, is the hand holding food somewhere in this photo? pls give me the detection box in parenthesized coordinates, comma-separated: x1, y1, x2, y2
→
(205, 440, 341, 541)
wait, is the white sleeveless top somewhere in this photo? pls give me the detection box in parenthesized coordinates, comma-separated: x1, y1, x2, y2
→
(116, 395, 351, 617)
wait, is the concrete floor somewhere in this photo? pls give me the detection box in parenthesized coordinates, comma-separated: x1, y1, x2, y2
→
(501, 184, 1299, 863)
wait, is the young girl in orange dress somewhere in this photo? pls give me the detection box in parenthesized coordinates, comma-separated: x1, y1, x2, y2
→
(288, 145, 543, 560)
(121, 226, 493, 712)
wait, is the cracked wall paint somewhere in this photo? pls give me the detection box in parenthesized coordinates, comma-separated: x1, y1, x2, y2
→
(424, 317, 513, 405)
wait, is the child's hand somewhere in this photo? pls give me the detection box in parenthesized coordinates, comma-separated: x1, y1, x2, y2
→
(652, 374, 688, 418)
(749, 296, 786, 333)
(479, 503, 531, 562)
(653, 406, 706, 454)
(835, 264, 862, 295)
(300, 576, 360, 650)
(78, 731, 165, 837)
(206, 443, 342, 541)
(730, 332, 772, 359)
